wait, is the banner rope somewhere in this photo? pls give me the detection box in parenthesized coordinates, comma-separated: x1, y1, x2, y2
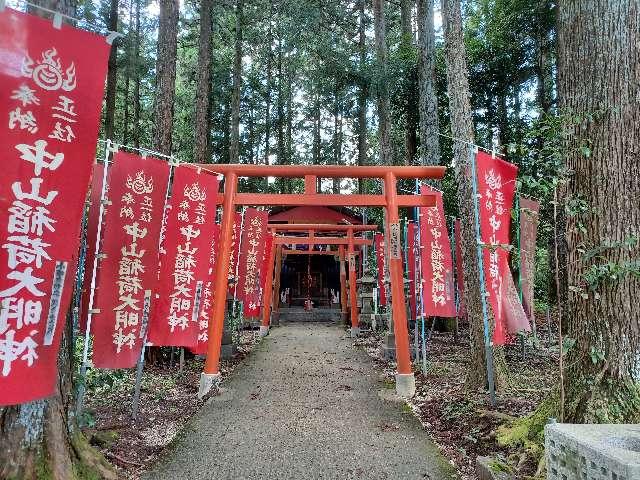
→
(4, 0, 123, 42)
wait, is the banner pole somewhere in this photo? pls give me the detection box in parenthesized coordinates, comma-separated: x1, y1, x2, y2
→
(76, 140, 114, 418)
(415, 179, 428, 373)
(232, 207, 246, 338)
(132, 162, 174, 419)
(449, 218, 459, 344)
(470, 145, 497, 407)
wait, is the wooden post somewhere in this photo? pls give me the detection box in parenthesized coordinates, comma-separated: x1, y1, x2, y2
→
(260, 234, 277, 335)
(273, 245, 283, 313)
(348, 229, 359, 336)
(384, 171, 415, 397)
(200, 171, 238, 398)
(339, 245, 348, 324)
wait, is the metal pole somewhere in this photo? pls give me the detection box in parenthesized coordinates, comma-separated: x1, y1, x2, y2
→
(470, 146, 497, 407)
(231, 207, 246, 339)
(132, 162, 174, 418)
(76, 140, 113, 418)
(415, 179, 428, 373)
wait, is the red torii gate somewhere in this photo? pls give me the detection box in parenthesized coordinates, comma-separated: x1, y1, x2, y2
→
(260, 224, 378, 337)
(195, 164, 445, 398)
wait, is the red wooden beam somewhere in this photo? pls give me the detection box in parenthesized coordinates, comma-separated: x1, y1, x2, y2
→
(214, 193, 435, 207)
(273, 236, 372, 246)
(196, 163, 445, 179)
(281, 248, 361, 256)
(268, 223, 378, 232)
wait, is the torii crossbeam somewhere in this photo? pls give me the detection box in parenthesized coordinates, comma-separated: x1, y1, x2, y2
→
(194, 163, 446, 399)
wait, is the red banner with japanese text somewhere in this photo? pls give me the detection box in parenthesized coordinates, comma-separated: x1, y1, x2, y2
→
(0, 9, 110, 405)
(454, 219, 466, 318)
(79, 162, 107, 332)
(374, 233, 387, 306)
(91, 152, 170, 368)
(407, 222, 417, 321)
(519, 197, 539, 327)
(148, 166, 219, 347)
(191, 224, 220, 356)
(238, 209, 268, 317)
(476, 151, 526, 344)
(228, 212, 242, 294)
(420, 186, 456, 317)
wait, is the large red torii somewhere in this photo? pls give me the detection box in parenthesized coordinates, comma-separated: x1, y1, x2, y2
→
(194, 163, 445, 398)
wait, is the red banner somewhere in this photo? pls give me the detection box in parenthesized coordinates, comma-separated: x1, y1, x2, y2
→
(476, 151, 520, 344)
(420, 186, 456, 317)
(79, 162, 106, 332)
(238, 209, 268, 317)
(91, 152, 169, 368)
(374, 233, 387, 306)
(148, 166, 219, 347)
(228, 212, 242, 294)
(407, 222, 417, 321)
(0, 10, 110, 405)
(454, 219, 466, 318)
(519, 197, 539, 327)
(192, 224, 220, 356)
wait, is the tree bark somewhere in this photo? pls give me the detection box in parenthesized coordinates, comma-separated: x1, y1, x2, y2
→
(441, 0, 500, 390)
(417, 0, 440, 165)
(154, 0, 180, 155)
(133, 0, 141, 148)
(0, 2, 115, 478)
(332, 81, 343, 194)
(194, 0, 214, 164)
(264, 0, 274, 166)
(557, 0, 640, 423)
(400, 0, 417, 165)
(372, 0, 392, 165)
(103, 0, 119, 140)
(229, 0, 243, 164)
(121, 0, 134, 144)
(357, 0, 368, 193)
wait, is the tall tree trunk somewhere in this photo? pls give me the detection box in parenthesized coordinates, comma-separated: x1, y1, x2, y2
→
(557, 0, 640, 423)
(194, 0, 214, 164)
(312, 86, 321, 165)
(276, 39, 286, 191)
(284, 63, 293, 193)
(357, 0, 368, 193)
(372, 0, 392, 165)
(154, 0, 180, 155)
(417, 0, 440, 165)
(0, 2, 116, 478)
(332, 82, 342, 194)
(103, 0, 119, 140)
(229, 0, 243, 164)
(400, 0, 417, 165)
(264, 0, 274, 166)
(122, 0, 134, 143)
(133, 0, 141, 148)
(441, 0, 500, 390)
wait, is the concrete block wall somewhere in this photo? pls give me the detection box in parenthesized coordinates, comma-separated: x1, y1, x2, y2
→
(545, 423, 640, 480)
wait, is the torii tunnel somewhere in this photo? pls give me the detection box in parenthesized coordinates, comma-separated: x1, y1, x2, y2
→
(193, 164, 446, 398)
(262, 224, 378, 338)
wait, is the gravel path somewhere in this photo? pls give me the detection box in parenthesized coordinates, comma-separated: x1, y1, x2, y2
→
(144, 323, 457, 480)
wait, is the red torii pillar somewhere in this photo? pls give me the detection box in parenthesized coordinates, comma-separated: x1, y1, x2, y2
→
(347, 229, 359, 337)
(384, 171, 413, 395)
(260, 234, 277, 336)
(339, 245, 348, 324)
(196, 164, 444, 399)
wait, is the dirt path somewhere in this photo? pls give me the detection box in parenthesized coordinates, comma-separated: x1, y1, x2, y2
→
(143, 323, 457, 480)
